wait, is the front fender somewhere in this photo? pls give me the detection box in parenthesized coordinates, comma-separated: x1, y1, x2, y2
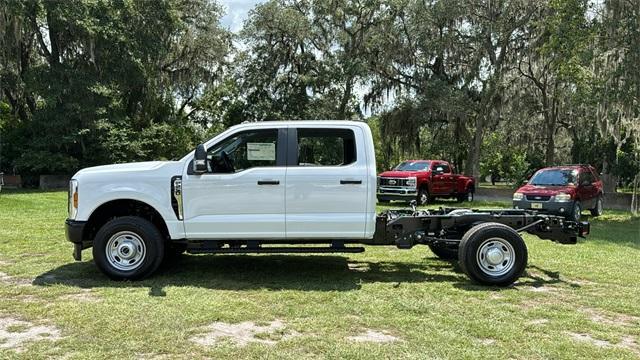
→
(76, 183, 185, 239)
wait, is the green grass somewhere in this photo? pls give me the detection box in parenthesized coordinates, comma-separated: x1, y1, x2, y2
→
(0, 191, 639, 359)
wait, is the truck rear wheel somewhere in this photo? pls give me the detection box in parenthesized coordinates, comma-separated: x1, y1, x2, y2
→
(458, 223, 527, 286)
(92, 216, 165, 280)
(457, 190, 474, 202)
(590, 196, 603, 217)
(428, 244, 458, 260)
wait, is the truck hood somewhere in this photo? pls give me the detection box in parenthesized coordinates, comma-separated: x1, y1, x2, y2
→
(74, 161, 184, 180)
(378, 170, 429, 178)
(516, 184, 576, 196)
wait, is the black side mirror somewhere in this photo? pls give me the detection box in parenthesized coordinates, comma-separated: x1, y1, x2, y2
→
(193, 144, 208, 174)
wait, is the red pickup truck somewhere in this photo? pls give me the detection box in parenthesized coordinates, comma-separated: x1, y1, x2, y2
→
(377, 160, 475, 205)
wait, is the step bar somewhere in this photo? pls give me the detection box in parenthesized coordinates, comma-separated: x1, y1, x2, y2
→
(186, 240, 364, 254)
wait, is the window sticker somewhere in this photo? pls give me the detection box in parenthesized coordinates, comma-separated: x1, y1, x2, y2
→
(247, 142, 276, 161)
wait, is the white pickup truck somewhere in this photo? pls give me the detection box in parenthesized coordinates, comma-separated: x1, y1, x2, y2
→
(66, 121, 588, 285)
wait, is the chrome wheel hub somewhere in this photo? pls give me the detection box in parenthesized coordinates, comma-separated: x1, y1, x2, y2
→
(106, 231, 146, 271)
(476, 237, 515, 276)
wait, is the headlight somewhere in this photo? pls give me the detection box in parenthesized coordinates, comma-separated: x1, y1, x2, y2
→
(554, 193, 572, 202)
(68, 180, 78, 219)
(406, 177, 417, 187)
(513, 192, 524, 201)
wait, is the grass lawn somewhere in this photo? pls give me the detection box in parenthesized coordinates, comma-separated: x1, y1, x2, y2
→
(1, 190, 639, 359)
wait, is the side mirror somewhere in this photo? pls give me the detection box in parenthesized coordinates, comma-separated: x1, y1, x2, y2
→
(193, 144, 208, 174)
(434, 166, 444, 174)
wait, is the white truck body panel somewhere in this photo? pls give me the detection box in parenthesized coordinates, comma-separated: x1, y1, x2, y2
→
(71, 120, 377, 241)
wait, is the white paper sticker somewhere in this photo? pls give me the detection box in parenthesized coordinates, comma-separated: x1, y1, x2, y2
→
(247, 142, 276, 161)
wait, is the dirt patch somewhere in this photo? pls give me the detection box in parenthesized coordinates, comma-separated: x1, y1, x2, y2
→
(59, 291, 101, 303)
(619, 336, 640, 356)
(527, 319, 549, 326)
(526, 285, 560, 293)
(580, 307, 640, 327)
(190, 320, 299, 347)
(0, 259, 12, 266)
(347, 329, 399, 343)
(477, 338, 496, 345)
(0, 272, 32, 287)
(0, 316, 61, 352)
(567, 332, 612, 348)
(567, 332, 639, 355)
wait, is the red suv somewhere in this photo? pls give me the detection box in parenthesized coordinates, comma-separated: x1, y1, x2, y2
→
(512, 165, 604, 221)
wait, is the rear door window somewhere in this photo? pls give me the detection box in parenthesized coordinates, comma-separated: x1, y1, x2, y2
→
(294, 128, 356, 166)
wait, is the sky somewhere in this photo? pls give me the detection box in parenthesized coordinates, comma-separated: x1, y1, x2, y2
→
(219, 0, 265, 33)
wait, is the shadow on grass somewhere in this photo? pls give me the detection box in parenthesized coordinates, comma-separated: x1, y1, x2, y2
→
(452, 264, 581, 292)
(32, 254, 470, 294)
(31, 254, 571, 296)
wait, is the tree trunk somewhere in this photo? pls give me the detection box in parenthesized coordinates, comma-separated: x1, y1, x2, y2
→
(465, 116, 483, 178)
(338, 76, 354, 119)
(544, 118, 555, 165)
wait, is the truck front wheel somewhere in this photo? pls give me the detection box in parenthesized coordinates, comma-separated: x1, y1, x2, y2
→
(92, 216, 165, 280)
(417, 188, 430, 205)
(458, 223, 527, 286)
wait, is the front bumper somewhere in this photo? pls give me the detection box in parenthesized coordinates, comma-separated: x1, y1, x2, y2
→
(513, 199, 576, 217)
(377, 186, 417, 202)
(65, 219, 90, 261)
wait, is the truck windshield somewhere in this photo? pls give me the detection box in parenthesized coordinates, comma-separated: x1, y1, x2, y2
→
(395, 161, 430, 171)
(529, 169, 577, 186)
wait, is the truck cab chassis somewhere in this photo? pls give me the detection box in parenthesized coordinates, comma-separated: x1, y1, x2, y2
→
(65, 121, 589, 286)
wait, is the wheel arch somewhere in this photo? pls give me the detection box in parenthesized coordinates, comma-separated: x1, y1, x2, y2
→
(83, 199, 170, 244)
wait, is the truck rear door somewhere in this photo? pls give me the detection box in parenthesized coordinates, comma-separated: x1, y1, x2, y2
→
(285, 126, 368, 239)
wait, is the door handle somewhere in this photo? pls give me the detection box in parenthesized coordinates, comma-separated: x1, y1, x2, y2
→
(257, 180, 280, 185)
(340, 180, 362, 185)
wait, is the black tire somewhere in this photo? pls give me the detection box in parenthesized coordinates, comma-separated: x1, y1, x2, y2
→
(428, 244, 458, 260)
(458, 222, 528, 286)
(92, 216, 165, 280)
(417, 188, 430, 205)
(457, 190, 474, 202)
(570, 201, 582, 222)
(590, 196, 603, 217)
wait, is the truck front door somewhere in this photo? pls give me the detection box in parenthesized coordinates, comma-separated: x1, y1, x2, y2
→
(181, 127, 287, 239)
(431, 162, 453, 195)
(285, 126, 369, 239)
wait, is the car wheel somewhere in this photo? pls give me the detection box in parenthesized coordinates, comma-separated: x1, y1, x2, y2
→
(93, 216, 165, 280)
(458, 223, 528, 286)
(428, 243, 458, 260)
(417, 188, 430, 205)
(571, 201, 582, 222)
(590, 196, 603, 217)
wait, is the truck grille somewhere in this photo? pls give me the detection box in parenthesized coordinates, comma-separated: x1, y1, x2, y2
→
(379, 177, 410, 187)
(525, 195, 551, 201)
